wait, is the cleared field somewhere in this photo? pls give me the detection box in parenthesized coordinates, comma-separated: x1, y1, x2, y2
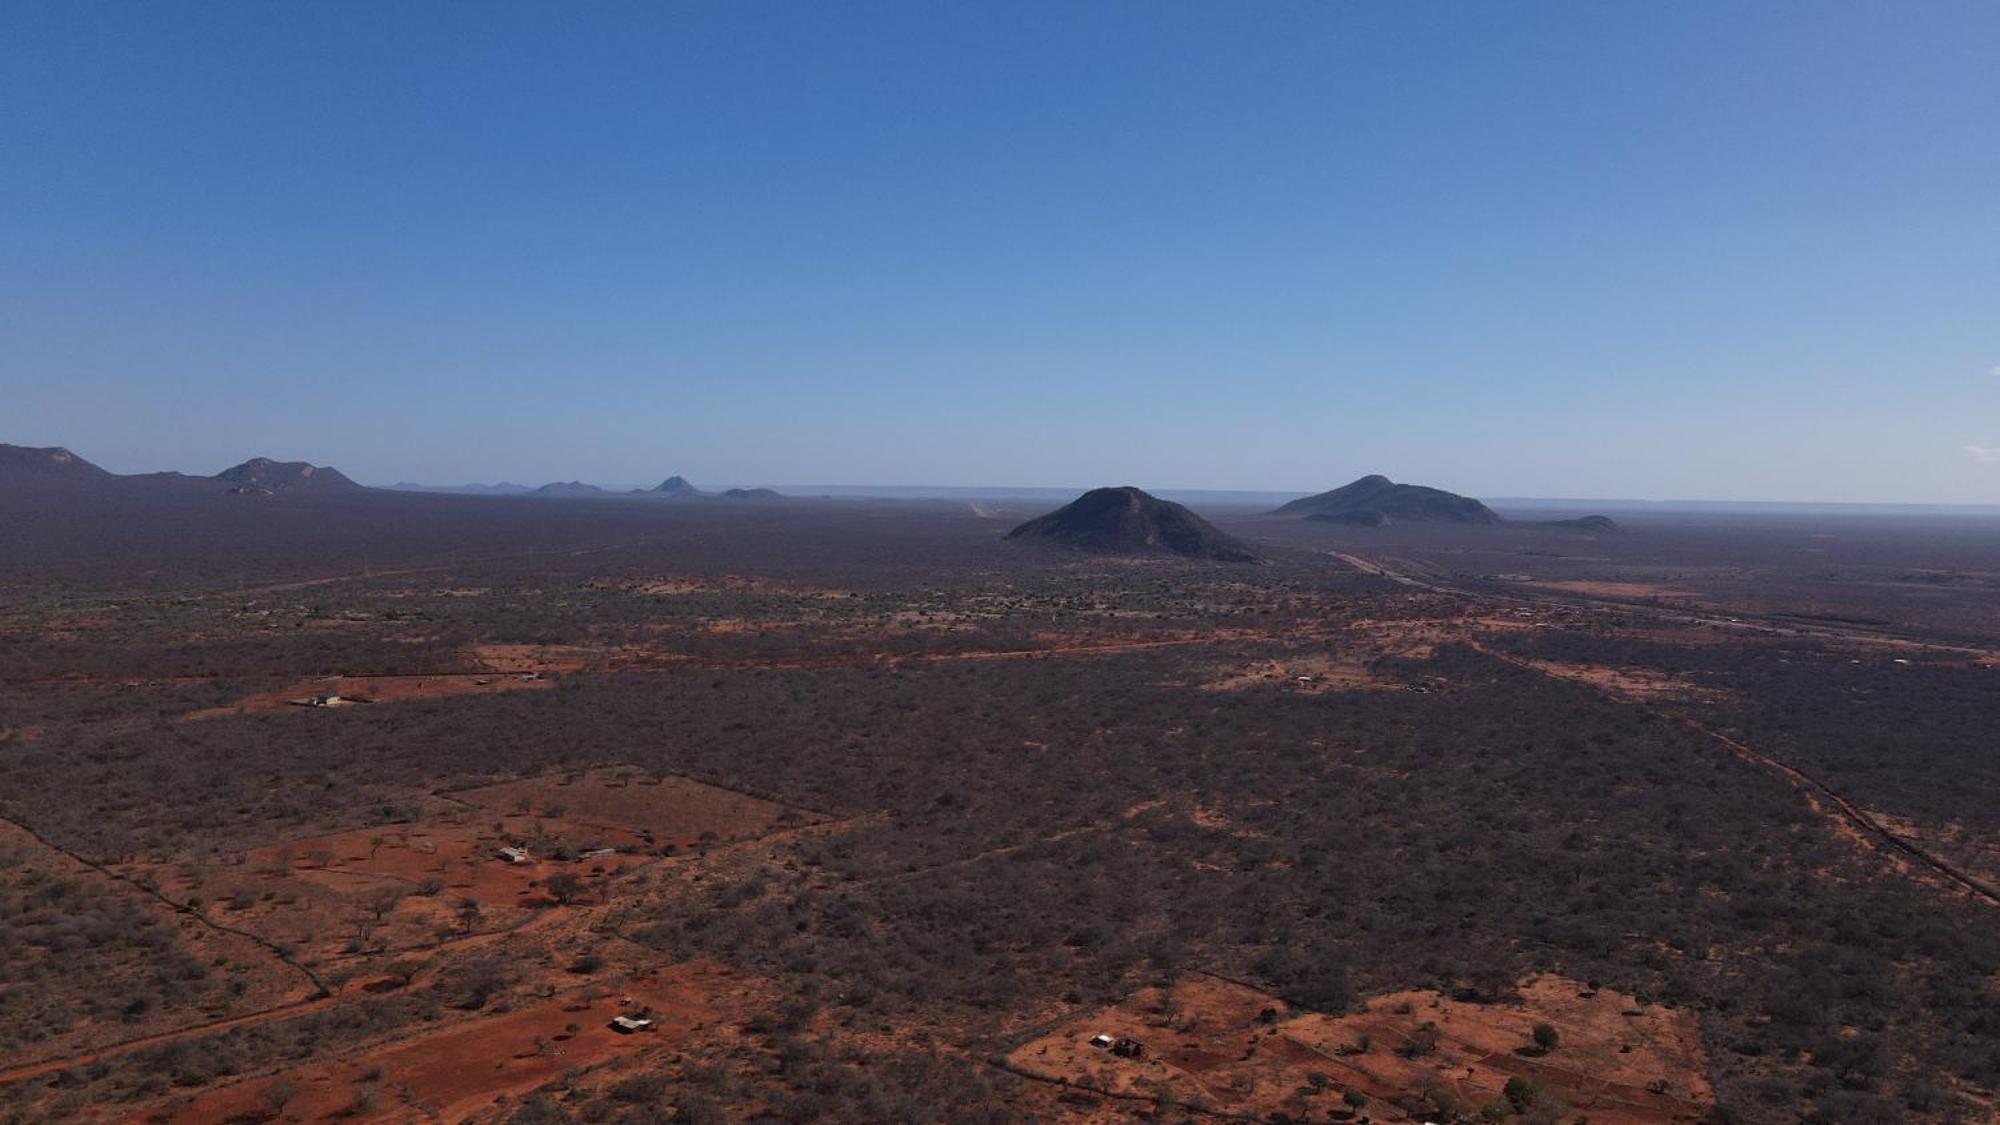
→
(1008, 973, 1709, 1122)
(450, 769, 821, 844)
(141, 814, 644, 964)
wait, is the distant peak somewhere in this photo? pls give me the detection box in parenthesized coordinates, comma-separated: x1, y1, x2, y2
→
(652, 475, 704, 495)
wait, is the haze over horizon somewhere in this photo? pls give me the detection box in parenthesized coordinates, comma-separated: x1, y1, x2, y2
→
(5, 3, 1997, 503)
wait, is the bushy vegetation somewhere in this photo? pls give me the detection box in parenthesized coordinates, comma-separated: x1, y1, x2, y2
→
(2, 499, 1996, 1121)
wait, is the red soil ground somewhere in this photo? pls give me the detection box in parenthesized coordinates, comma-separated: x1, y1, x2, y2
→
(185, 673, 555, 720)
(159, 960, 757, 1123)
(449, 769, 819, 845)
(149, 815, 646, 964)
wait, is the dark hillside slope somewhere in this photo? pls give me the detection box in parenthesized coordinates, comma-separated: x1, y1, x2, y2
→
(1008, 486, 1259, 561)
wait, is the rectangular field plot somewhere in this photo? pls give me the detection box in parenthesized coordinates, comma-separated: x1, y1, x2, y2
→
(146, 813, 647, 965)
(449, 769, 823, 845)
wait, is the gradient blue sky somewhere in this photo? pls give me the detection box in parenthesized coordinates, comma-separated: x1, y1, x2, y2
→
(4, 2, 1997, 501)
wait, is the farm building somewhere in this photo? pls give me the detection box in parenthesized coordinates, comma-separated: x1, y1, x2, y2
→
(496, 846, 531, 864)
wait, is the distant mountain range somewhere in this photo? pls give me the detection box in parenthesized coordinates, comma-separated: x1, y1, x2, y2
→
(386, 475, 786, 500)
(387, 481, 535, 496)
(0, 444, 362, 496)
(1008, 486, 1259, 562)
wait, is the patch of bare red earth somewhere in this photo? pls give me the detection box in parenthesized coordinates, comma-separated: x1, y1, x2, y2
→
(184, 674, 556, 721)
(1009, 974, 1709, 1122)
(158, 961, 761, 1123)
(447, 768, 823, 844)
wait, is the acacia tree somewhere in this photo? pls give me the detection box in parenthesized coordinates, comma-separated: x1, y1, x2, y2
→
(544, 872, 584, 905)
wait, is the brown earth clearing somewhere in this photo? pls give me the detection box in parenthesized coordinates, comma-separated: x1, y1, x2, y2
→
(158, 960, 756, 1123)
(186, 673, 557, 720)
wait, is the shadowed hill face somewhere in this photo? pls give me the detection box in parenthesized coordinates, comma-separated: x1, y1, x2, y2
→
(1276, 475, 1499, 525)
(214, 458, 361, 493)
(721, 487, 783, 500)
(0, 444, 113, 482)
(1007, 486, 1260, 561)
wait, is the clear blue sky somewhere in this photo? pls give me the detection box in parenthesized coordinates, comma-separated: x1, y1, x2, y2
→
(3, 2, 1996, 501)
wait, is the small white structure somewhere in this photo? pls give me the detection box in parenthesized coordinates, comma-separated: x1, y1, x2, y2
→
(609, 1015, 654, 1034)
(1088, 1032, 1114, 1049)
(496, 846, 531, 864)
(579, 847, 618, 860)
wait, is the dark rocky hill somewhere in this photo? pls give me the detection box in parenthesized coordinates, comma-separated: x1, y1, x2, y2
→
(720, 487, 783, 500)
(1278, 475, 1499, 525)
(214, 457, 361, 494)
(1007, 486, 1259, 561)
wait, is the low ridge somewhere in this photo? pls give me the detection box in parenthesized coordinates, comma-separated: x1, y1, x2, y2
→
(1544, 514, 1622, 533)
(1007, 486, 1259, 562)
